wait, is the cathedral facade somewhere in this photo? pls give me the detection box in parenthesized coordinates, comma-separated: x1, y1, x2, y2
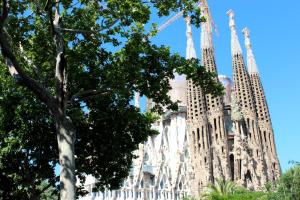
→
(80, 4, 281, 200)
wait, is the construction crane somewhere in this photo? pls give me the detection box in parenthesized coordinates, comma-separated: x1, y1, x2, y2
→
(156, 10, 185, 33)
(143, 0, 218, 109)
(154, 0, 218, 36)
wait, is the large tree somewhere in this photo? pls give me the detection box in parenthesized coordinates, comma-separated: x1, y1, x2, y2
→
(0, 0, 223, 199)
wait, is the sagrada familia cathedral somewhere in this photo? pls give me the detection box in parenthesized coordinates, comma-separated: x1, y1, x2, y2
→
(80, 2, 281, 200)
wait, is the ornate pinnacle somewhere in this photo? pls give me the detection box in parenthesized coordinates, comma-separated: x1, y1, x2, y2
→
(227, 9, 242, 55)
(242, 27, 259, 74)
(185, 17, 192, 37)
(242, 27, 251, 49)
(185, 17, 197, 59)
(200, 2, 213, 49)
(227, 9, 235, 28)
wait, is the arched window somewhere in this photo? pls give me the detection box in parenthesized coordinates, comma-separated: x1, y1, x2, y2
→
(245, 170, 252, 182)
(185, 149, 189, 158)
(144, 153, 149, 164)
(179, 181, 182, 190)
(160, 180, 164, 189)
(229, 154, 234, 181)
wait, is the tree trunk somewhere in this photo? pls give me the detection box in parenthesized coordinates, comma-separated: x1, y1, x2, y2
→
(55, 115, 76, 200)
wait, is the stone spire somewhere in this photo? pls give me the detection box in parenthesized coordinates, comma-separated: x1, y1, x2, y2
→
(168, 18, 196, 108)
(200, 3, 213, 50)
(186, 17, 197, 59)
(185, 16, 213, 195)
(242, 28, 259, 74)
(200, 0, 231, 181)
(242, 27, 281, 180)
(227, 9, 242, 56)
(227, 9, 255, 116)
(227, 9, 267, 188)
(200, 1, 216, 74)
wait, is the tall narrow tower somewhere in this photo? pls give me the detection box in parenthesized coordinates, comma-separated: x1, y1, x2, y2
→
(242, 28, 281, 180)
(185, 16, 213, 195)
(200, 0, 230, 181)
(227, 10, 267, 189)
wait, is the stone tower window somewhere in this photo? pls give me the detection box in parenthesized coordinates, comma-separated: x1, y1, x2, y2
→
(245, 170, 252, 182)
(160, 180, 164, 189)
(144, 153, 149, 163)
(269, 133, 273, 153)
(214, 118, 217, 131)
(179, 181, 182, 190)
(218, 117, 222, 139)
(238, 159, 242, 179)
(192, 131, 195, 144)
(197, 128, 200, 143)
(229, 154, 234, 181)
(202, 126, 205, 149)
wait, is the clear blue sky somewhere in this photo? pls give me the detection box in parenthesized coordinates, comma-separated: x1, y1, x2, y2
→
(149, 0, 300, 172)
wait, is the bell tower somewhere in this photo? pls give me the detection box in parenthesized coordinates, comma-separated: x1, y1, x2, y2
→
(242, 27, 281, 180)
(227, 9, 267, 188)
(200, 0, 230, 181)
(185, 16, 213, 195)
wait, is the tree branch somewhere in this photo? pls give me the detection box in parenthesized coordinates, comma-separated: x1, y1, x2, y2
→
(0, 0, 8, 25)
(59, 28, 97, 34)
(0, 3, 54, 105)
(46, 0, 68, 113)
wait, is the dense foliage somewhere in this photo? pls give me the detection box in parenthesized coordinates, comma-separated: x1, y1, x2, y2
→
(0, 67, 58, 199)
(0, 0, 223, 199)
(269, 164, 300, 200)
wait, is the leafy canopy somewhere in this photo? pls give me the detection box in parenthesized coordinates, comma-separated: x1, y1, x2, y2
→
(0, 0, 223, 198)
